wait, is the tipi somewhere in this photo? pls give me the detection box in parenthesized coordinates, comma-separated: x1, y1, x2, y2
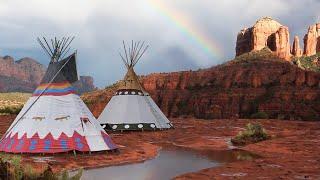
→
(0, 37, 117, 153)
(98, 41, 173, 131)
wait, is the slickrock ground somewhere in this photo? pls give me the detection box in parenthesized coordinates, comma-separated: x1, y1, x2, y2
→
(0, 115, 319, 179)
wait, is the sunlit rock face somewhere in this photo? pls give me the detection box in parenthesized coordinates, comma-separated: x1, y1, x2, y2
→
(236, 17, 291, 60)
(303, 23, 320, 56)
(291, 36, 302, 57)
(236, 17, 320, 60)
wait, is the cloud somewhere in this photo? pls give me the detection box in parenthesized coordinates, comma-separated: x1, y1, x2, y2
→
(0, 0, 318, 87)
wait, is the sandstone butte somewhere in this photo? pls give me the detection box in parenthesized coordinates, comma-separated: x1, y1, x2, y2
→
(236, 17, 320, 59)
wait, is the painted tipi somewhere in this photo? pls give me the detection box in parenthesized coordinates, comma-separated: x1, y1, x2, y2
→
(0, 37, 117, 153)
(98, 41, 173, 131)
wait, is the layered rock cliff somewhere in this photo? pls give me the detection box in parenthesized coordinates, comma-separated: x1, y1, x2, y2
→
(0, 56, 45, 92)
(83, 49, 320, 121)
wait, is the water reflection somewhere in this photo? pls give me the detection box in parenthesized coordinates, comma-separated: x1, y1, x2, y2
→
(81, 148, 257, 180)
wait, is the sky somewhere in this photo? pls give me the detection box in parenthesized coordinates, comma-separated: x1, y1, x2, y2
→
(0, 0, 319, 87)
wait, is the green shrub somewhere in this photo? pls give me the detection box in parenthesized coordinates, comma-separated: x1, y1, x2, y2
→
(231, 123, 269, 145)
(0, 106, 23, 115)
(293, 53, 320, 72)
(233, 47, 278, 62)
(0, 153, 83, 179)
(250, 111, 269, 119)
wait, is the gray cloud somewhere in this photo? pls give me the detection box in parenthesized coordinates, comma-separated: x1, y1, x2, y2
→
(0, 0, 319, 87)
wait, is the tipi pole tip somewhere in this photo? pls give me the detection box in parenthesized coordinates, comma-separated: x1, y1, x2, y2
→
(119, 40, 149, 68)
(37, 36, 75, 62)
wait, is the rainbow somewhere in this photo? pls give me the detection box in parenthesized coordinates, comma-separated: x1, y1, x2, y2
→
(147, 0, 223, 62)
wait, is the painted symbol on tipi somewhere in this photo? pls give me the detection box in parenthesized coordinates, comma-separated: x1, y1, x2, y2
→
(44, 139, 51, 151)
(29, 139, 38, 151)
(75, 138, 83, 149)
(60, 139, 68, 150)
(7, 139, 14, 150)
(33, 116, 45, 121)
(16, 139, 24, 150)
(55, 115, 70, 122)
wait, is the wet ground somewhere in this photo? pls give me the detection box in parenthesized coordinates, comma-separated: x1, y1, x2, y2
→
(81, 148, 258, 180)
(0, 115, 319, 179)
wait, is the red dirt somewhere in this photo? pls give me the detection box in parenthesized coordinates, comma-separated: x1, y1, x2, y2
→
(0, 115, 319, 179)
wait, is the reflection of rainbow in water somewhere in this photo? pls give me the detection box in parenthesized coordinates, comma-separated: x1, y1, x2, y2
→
(148, 0, 223, 61)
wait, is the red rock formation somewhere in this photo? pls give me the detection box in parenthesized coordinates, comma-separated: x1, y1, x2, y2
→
(303, 24, 318, 56)
(236, 17, 291, 60)
(83, 53, 320, 121)
(291, 36, 302, 57)
(0, 56, 45, 92)
(236, 28, 253, 56)
(275, 26, 291, 60)
(236, 19, 320, 58)
(0, 56, 45, 85)
(252, 17, 282, 51)
(72, 76, 97, 94)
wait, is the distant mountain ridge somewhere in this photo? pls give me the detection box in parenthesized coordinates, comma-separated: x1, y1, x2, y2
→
(0, 55, 96, 94)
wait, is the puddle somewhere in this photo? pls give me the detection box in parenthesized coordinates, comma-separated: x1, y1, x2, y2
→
(81, 148, 258, 180)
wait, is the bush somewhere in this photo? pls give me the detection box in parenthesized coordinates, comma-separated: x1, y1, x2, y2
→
(233, 47, 278, 62)
(250, 111, 269, 119)
(0, 154, 83, 179)
(293, 53, 320, 72)
(231, 123, 269, 146)
(0, 106, 23, 115)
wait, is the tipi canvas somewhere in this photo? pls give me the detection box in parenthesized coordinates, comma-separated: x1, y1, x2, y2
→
(98, 41, 173, 131)
(0, 37, 116, 153)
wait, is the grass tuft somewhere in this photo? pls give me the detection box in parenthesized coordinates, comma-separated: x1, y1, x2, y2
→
(231, 123, 270, 146)
(0, 153, 83, 179)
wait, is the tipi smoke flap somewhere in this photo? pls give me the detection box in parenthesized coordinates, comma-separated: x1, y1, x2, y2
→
(0, 37, 117, 153)
(98, 41, 173, 131)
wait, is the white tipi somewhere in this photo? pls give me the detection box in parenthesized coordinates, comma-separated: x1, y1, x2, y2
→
(0, 37, 117, 153)
(98, 41, 173, 131)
